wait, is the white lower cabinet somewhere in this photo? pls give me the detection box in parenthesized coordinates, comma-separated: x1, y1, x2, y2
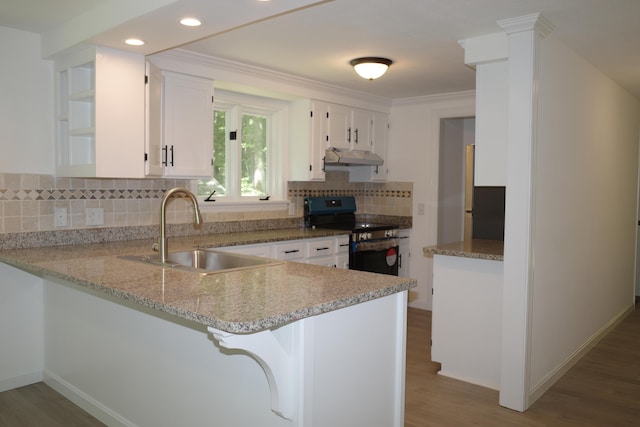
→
(305, 238, 335, 267)
(273, 240, 306, 261)
(431, 254, 503, 389)
(397, 229, 411, 277)
(219, 241, 273, 258)
(30, 271, 408, 427)
(217, 235, 350, 268)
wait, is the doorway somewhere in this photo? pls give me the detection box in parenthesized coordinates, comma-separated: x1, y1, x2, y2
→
(437, 117, 475, 244)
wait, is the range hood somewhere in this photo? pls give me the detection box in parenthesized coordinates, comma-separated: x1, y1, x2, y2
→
(324, 147, 384, 166)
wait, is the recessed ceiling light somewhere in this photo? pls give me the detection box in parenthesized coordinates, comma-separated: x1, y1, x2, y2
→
(180, 17, 202, 27)
(125, 38, 145, 46)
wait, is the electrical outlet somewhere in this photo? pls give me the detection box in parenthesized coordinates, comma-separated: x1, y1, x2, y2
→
(85, 207, 104, 226)
(54, 207, 67, 227)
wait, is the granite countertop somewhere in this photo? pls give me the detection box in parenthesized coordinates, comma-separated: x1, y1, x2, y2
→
(423, 239, 504, 261)
(0, 228, 416, 334)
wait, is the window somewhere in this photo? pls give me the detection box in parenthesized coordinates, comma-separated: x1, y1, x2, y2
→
(196, 91, 286, 204)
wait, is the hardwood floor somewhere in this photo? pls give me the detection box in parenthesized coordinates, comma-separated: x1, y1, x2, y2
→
(0, 382, 104, 427)
(1, 304, 638, 426)
(405, 305, 640, 427)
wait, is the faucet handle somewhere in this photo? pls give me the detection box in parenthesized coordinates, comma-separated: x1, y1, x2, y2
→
(152, 242, 159, 252)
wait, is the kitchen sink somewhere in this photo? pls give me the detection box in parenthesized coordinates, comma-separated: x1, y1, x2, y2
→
(120, 249, 282, 275)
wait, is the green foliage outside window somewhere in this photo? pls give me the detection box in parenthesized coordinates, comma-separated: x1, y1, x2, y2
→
(197, 109, 268, 199)
(241, 114, 267, 197)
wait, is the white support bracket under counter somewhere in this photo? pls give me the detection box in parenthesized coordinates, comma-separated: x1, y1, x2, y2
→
(208, 326, 296, 420)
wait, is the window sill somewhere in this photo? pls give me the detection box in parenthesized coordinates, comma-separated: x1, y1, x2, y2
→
(198, 199, 290, 213)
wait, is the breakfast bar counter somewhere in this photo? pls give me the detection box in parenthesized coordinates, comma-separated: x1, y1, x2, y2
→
(0, 229, 415, 427)
(423, 239, 504, 390)
(0, 229, 414, 334)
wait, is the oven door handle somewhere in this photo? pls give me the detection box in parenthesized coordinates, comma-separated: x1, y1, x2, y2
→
(352, 239, 399, 252)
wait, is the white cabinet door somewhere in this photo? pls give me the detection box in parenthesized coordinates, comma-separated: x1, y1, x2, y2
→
(397, 230, 411, 277)
(327, 103, 352, 150)
(351, 108, 373, 150)
(305, 256, 336, 267)
(55, 46, 145, 178)
(273, 241, 305, 261)
(218, 243, 273, 258)
(144, 61, 164, 177)
(474, 61, 508, 186)
(371, 112, 389, 181)
(161, 71, 214, 178)
(305, 238, 334, 259)
(289, 99, 327, 181)
(335, 253, 350, 269)
(309, 101, 329, 180)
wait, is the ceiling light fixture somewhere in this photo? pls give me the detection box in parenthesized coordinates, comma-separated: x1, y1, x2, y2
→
(350, 57, 393, 80)
(125, 38, 145, 46)
(180, 17, 202, 27)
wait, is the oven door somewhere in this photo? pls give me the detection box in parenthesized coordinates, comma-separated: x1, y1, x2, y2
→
(350, 239, 399, 276)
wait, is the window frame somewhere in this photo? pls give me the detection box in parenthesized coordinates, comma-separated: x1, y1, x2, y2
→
(194, 90, 288, 210)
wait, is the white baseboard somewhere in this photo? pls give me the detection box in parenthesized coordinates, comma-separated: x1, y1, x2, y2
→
(43, 370, 136, 427)
(437, 370, 500, 391)
(0, 371, 43, 393)
(528, 304, 635, 404)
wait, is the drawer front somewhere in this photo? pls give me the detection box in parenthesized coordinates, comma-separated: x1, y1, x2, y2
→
(306, 239, 334, 258)
(221, 243, 272, 258)
(335, 236, 350, 254)
(273, 241, 305, 260)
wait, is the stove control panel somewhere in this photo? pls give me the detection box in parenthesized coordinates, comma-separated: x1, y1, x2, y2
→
(358, 232, 373, 241)
(384, 229, 398, 238)
(353, 228, 398, 242)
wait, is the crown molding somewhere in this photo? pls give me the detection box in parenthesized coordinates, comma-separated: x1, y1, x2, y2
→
(497, 13, 555, 37)
(149, 48, 392, 111)
(392, 90, 475, 107)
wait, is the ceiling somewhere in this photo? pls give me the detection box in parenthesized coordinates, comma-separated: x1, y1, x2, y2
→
(1, 0, 639, 100)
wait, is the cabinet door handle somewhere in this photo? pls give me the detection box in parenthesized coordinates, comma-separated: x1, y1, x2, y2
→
(169, 145, 174, 166)
(354, 128, 359, 144)
(284, 249, 300, 254)
(162, 145, 168, 166)
(316, 247, 330, 252)
(347, 127, 351, 142)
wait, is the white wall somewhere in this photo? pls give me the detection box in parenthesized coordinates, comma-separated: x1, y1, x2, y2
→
(0, 263, 43, 392)
(438, 117, 475, 244)
(388, 92, 475, 310)
(0, 26, 54, 175)
(529, 34, 640, 395)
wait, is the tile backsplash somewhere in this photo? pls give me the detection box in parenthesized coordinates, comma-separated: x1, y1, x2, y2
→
(289, 171, 413, 217)
(0, 171, 412, 235)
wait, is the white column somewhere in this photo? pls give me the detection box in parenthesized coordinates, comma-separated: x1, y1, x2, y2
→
(497, 13, 553, 411)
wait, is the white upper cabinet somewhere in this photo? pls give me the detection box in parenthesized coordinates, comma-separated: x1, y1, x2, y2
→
(371, 112, 389, 181)
(289, 99, 328, 181)
(327, 103, 352, 150)
(327, 103, 374, 151)
(474, 61, 507, 186)
(55, 46, 145, 178)
(145, 67, 214, 178)
(347, 111, 390, 182)
(351, 108, 373, 149)
(461, 32, 509, 186)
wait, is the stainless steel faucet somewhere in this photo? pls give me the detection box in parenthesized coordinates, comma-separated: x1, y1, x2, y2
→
(157, 187, 202, 263)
